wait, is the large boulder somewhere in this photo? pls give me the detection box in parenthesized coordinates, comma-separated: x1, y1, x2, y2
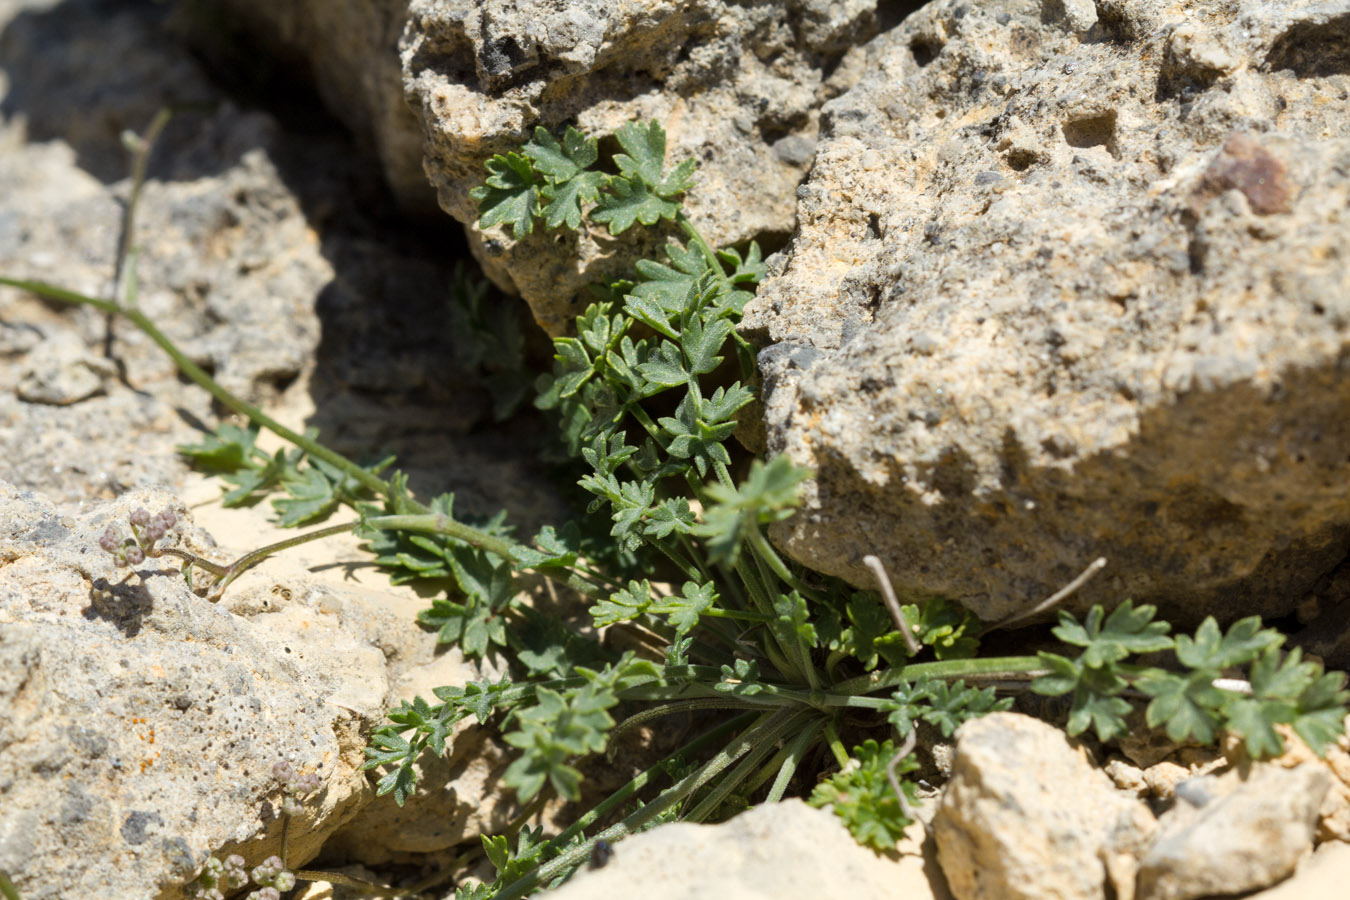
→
(401, 0, 902, 334)
(741, 0, 1350, 624)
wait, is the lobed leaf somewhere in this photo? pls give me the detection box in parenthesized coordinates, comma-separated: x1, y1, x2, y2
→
(472, 152, 541, 239)
(808, 739, 918, 851)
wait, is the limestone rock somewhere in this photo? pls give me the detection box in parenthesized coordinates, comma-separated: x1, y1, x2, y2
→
(1135, 763, 1331, 900)
(934, 712, 1155, 900)
(1243, 840, 1350, 900)
(1241, 718, 1350, 844)
(0, 483, 377, 900)
(545, 798, 950, 900)
(15, 328, 115, 404)
(741, 0, 1350, 625)
(401, 0, 890, 334)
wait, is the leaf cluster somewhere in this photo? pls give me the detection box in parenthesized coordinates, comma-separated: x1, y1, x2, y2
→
(808, 739, 919, 851)
(470, 121, 695, 239)
(178, 422, 392, 526)
(1032, 602, 1350, 757)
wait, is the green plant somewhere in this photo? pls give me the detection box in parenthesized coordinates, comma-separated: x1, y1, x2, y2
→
(4, 115, 1347, 900)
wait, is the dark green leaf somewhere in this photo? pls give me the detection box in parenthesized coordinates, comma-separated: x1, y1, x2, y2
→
(471, 152, 540, 239)
(1138, 669, 1225, 744)
(592, 177, 679, 234)
(1174, 616, 1284, 671)
(272, 465, 339, 526)
(611, 120, 695, 198)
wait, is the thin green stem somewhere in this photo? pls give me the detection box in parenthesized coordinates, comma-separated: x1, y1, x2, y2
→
(747, 526, 820, 602)
(0, 870, 20, 900)
(114, 107, 173, 304)
(830, 655, 1047, 697)
(683, 708, 804, 823)
(676, 212, 732, 292)
(539, 712, 756, 860)
(496, 710, 778, 900)
(703, 607, 773, 624)
(747, 717, 823, 802)
(291, 869, 398, 896)
(200, 521, 356, 599)
(626, 404, 667, 446)
(362, 514, 518, 561)
(824, 719, 850, 768)
(1, 278, 395, 499)
(608, 699, 761, 746)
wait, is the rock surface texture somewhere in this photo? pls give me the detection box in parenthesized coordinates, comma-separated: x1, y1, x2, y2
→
(0, 1, 569, 896)
(1135, 762, 1330, 900)
(400, 0, 903, 334)
(0, 484, 377, 899)
(934, 712, 1155, 900)
(545, 798, 948, 900)
(742, 0, 1350, 624)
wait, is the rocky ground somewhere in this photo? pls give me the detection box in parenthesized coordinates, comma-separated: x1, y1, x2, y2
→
(2, 1, 1350, 899)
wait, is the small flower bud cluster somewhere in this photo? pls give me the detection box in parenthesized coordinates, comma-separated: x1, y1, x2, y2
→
(99, 507, 177, 568)
(248, 855, 296, 896)
(190, 854, 248, 900)
(273, 760, 322, 817)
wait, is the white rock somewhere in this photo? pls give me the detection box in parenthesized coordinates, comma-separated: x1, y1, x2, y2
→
(1135, 763, 1331, 900)
(934, 712, 1155, 900)
(545, 799, 948, 900)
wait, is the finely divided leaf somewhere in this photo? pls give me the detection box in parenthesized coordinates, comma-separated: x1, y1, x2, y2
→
(1138, 669, 1225, 744)
(592, 579, 654, 627)
(650, 581, 716, 637)
(178, 422, 259, 472)
(808, 739, 917, 851)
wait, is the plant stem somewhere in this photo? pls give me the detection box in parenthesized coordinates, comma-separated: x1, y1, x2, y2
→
(0, 870, 20, 900)
(829, 655, 1047, 697)
(495, 710, 777, 900)
(751, 717, 823, 802)
(676, 212, 732, 293)
(608, 699, 761, 746)
(362, 513, 518, 560)
(683, 708, 804, 822)
(114, 107, 173, 304)
(747, 525, 820, 602)
(539, 712, 755, 860)
(823, 719, 850, 768)
(164, 521, 356, 600)
(0, 277, 394, 498)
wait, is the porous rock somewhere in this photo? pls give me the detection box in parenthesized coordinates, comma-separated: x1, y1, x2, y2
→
(401, 0, 897, 334)
(0, 1, 575, 893)
(741, 0, 1350, 624)
(1135, 762, 1331, 900)
(0, 483, 376, 900)
(321, 649, 527, 867)
(933, 712, 1155, 900)
(544, 798, 949, 900)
